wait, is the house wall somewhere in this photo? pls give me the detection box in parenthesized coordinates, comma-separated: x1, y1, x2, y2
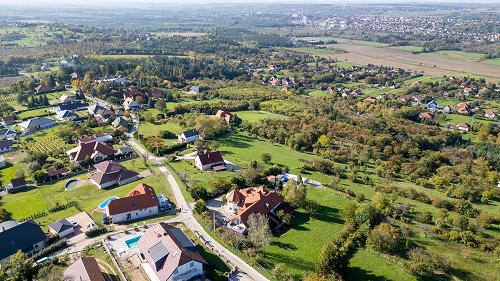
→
(59, 228, 75, 237)
(118, 175, 138, 186)
(109, 206, 158, 224)
(168, 261, 203, 281)
(227, 201, 238, 213)
(178, 134, 199, 144)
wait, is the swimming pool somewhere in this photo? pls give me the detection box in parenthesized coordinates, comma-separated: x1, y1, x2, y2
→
(98, 196, 119, 209)
(125, 235, 142, 248)
(65, 179, 78, 189)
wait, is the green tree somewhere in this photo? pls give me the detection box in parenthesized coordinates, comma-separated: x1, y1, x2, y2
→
(282, 181, 307, 208)
(260, 153, 272, 164)
(247, 213, 272, 250)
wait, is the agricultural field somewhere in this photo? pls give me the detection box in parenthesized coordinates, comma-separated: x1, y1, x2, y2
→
(234, 110, 288, 123)
(287, 41, 500, 82)
(22, 132, 70, 154)
(0, 25, 87, 47)
(0, 158, 175, 230)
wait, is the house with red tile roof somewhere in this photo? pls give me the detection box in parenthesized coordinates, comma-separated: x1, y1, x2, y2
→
(63, 257, 105, 281)
(137, 223, 205, 281)
(456, 123, 470, 132)
(215, 110, 234, 124)
(90, 160, 139, 189)
(419, 112, 434, 120)
(484, 109, 496, 120)
(105, 183, 159, 224)
(456, 102, 470, 115)
(66, 140, 116, 163)
(225, 187, 293, 233)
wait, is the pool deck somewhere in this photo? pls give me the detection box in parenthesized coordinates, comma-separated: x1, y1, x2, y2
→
(106, 229, 145, 259)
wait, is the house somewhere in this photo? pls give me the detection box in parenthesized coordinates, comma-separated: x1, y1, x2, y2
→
(123, 97, 141, 111)
(442, 106, 451, 114)
(70, 72, 78, 80)
(178, 129, 199, 144)
(457, 123, 470, 132)
(54, 101, 89, 112)
(0, 155, 6, 169)
(34, 85, 52, 94)
(215, 110, 234, 124)
(55, 110, 77, 121)
(117, 146, 133, 155)
(363, 97, 377, 104)
(105, 183, 159, 224)
(484, 109, 496, 120)
(137, 223, 206, 281)
(426, 100, 438, 111)
(1, 115, 15, 126)
(195, 151, 225, 171)
(63, 257, 106, 281)
(66, 140, 116, 163)
(419, 112, 434, 120)
(6, 177, 27, 193)
(145, 88, 164, 99)
(225, 187, 293, 233)
(0, 140, 13, 153)
(59, 95, 75, 103)
(18, 117, 57, 133)
(48, 219, 74, 237)
(456, 102, 470, 115)
(0, 220, 46, 264)
(112, 117, 130, 132)
(123, 88, 145, 101)
(0, 128, 18, 140)
(94, 108, 115, 122)
(46, 167, 68, 180)
(189, 85, 201, 94)
(88, 103, 108, 115)
(90, 160, 139, 189)
(77, 133, 113, 144)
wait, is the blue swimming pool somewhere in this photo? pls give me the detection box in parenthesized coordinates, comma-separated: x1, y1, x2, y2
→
(65, 179, 78, 189)
(98, 196, 119, 209)
(125, 235, 142, 248)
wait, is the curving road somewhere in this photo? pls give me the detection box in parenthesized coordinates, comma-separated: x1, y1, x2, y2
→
(126, 116, 268, 281)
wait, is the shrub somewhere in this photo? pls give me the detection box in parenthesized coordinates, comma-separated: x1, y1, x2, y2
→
(32, 239, 67, 260)
(367, 223, 406, 254)
(406, 248, 449, 280)
(190, 186, 208, 200)
(85, 226, 107, 238)
(194, 200, 208, 214)
(160, 130, 176, 139)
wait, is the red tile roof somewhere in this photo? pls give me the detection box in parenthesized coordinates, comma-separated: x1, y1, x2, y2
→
(91, 160, 139, 187)
(63, 257, 105, 281)
(67, 141, 116, 162)
(197, 151, 224, 166)
(228, 187, 285, 227)
(107, 183, 159, 215)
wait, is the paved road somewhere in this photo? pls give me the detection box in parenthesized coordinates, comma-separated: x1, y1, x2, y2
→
(126, 136, 267, 281)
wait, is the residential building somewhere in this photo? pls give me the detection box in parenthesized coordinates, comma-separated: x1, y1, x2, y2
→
(456, 102, 470, 115)
(94, 108, 115, 122)
(59, 95, 75, 103)
(1, 115, 15, 126)
(0, 220, 46, 264)
(189, 85, 201, 94)
(67, 140, 116, 163)
(0, 128, 17, 140)
(0, 140, 13, 153)
(178, 129, 199, 143)
(63, 257, 106, 281)
(215, 110, 234, 124)
(77, 133, 113, 144)
(225, 187, 293, 233)
(6, 177, 27, 193)
(419, 112, 434, 120)
(484, 109, 496, 120)
(123, 97, 141, 111)
(0, 155, 6, 169)
(195, 151, 225, 171)
(34, 85, 52, 94)
(18, 117, 57, 133)
(105, 183, 159, 224)
(88, 103, 108, 115)
(54, 101, 89, 112)
(137, 223, 206, 281)
(457, 123, 470, 132)
(90, 160, 139, 189)
(426, 100, 438, 111)
(112, 117, 130, 132)
(48, 219, 75, 237)
(55, 110, 77, 121)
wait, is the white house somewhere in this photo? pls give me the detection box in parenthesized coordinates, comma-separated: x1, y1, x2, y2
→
(0, 128, 17, 140)
(177, 129, 199, 144)
(137, 223, 205, 281)
(194, 151, 225, 171)
(105, 183, 159, 224)
(48, 219, 75, 237)
(55, 110, 77, 121)
(123, 97, 141, 111)
(18, 117, 57, 133)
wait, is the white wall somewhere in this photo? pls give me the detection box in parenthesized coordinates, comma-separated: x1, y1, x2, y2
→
(110, 206, 158, 224)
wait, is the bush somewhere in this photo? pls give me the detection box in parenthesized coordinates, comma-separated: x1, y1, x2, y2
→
(32, 239, 67, 261)
(194, 200, 208, 214)
(160, 130, 176, 139)
(367, 223, 406, 254)
(407, 248, 449, 280)
(85, 226, 107, 238)
(191, 186, 208, 200)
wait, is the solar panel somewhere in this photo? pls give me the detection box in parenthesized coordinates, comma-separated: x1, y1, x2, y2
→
(149, 242, 169, 269)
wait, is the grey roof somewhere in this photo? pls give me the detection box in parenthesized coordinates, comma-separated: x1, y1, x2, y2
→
(19, 117, 56, 130)
(169, 228, 196, 250)
(0, 140, 13, 149)
(181, 129, 198, 138)
(48, 219, 73, 233)
(149, 241, 169, 269)
(56, 110, 76, 119)
(112, 117, 129, 128)
(55, 102, 89, 111)
(0, 128, 17, 137)
(88, 103, 108, 114)
(0, 220, 19, 232)
(0, 220, 46, 260)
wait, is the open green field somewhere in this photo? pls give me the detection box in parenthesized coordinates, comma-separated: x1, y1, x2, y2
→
(481, 58, 500, 66)
(17, 107, 53, 119)
(166, 99, 222, 110)
(420, 50, 485, 62)
(307, 90, 330, 98)
(234, 110, 288, 123)
(392, 45, 424, 52)
(138, 121, 184, 138)
(1, 158, 174, 229)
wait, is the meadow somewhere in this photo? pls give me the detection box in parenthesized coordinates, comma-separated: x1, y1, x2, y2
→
(234, 110, 288, 123)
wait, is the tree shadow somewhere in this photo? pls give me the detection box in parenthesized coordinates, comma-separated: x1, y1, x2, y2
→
(270, 241, 298, 250)
(346, 267, 392, 281)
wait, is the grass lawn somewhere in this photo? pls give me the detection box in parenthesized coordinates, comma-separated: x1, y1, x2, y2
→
(17, 107, 53, 119)
(0, 162, 25, 184)
(138, 121, 184, 138)
(307, 90, 330, 98)
(234, 110, 288, 123)
(1, 158, 174, 229)
(481, 57, 500, 66)
(392, 45, 424, 52)
(420, 50, 485, 62)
